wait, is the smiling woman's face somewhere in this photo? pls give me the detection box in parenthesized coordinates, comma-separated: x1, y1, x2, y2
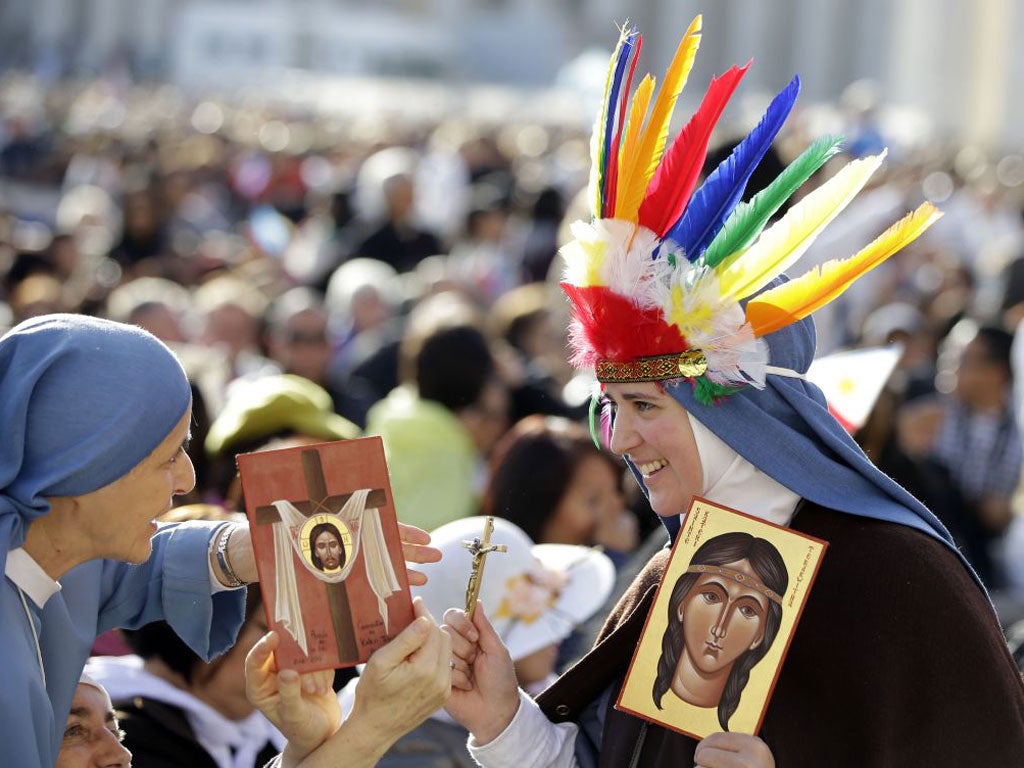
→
(679, 558, 767, 675)
(604, 382, 703, 517)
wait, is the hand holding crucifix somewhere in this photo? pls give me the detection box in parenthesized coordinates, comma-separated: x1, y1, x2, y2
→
(461, 516, 508, 620)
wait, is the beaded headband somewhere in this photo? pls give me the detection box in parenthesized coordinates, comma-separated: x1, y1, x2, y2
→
(685, 563, 783, 605)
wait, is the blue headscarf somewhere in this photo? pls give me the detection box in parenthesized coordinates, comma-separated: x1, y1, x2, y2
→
(642, 308, 976, 579)
(0, 314, 192, 567)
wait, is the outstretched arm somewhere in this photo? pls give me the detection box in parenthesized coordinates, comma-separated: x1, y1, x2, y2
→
(224, 521, 441, 588)
(443, 603, 579, 768)
(443, 602, 520, 742)
(248, 598, 452, 768)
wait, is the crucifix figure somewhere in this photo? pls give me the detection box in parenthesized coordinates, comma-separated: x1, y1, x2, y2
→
(461, 516, 508, 619)
(254, 448, 387, 661)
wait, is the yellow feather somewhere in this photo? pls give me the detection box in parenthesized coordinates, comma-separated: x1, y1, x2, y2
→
(745, 203, 942, 337)
(718, 151, 886, 302)
(614, 74, 655, 222)
(619, 15, 702, 212)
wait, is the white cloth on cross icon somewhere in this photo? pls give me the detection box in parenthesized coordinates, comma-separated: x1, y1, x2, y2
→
(271, 489, 401, 656)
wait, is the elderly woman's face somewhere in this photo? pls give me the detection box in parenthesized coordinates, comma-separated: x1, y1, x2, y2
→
(67, 407, 196, 564)
(605, 383, 703, 517)
(56, 683, 131, 768)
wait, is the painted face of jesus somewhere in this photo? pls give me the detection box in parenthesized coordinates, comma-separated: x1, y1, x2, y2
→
(314, 529, 342, 571)
(679, 558, 768, 676)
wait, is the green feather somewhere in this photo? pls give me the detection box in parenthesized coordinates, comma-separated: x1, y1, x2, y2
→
(588, 390, 602, 448)
(693, 377, 745, 405)
(703, 134, 844, 270)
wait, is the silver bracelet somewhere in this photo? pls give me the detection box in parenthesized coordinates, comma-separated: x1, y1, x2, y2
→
(214, 524, 245, 588)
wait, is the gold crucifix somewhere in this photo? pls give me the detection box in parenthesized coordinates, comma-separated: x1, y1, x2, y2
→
(461, 516, 508, 619)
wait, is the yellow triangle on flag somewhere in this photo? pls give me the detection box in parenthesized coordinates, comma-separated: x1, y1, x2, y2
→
(805, 345, 902, 434)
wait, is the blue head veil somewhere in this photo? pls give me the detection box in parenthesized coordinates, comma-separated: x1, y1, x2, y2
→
(622, 304, 973, 582)
(0, 314, 192, 570)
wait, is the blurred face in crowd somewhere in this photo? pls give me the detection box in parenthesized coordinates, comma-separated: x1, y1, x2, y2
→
(269, 308, 331, 384)
(56, 683, 131, 768)
(520, 314, 569, 382)
(128, 303, 187, 344)
(955, 335, 1009, 411)
(461, 378, 510, 457)
(201, 303, 260, 362)
(544, 454, 622, 546)
(50, 234, 82, 278)
(350, 285, 392, 334)
(123, 192, 158, 238)
(513, 642, 559, 695)
(384, 175, 415, 222)
(190, 610, 270, 720)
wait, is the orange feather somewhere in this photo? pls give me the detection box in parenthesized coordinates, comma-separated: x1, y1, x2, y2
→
(745, 203, 942, 337)
(615, 74, 656, 222)
(616, 15, 701, 222)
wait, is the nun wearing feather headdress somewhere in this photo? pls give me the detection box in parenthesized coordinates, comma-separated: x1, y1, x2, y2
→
(0, 314, 255, 766)
(441, 16, 1024, 767)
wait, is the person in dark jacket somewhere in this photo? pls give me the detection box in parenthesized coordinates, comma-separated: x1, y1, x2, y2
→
(438, 16, 1024, 768)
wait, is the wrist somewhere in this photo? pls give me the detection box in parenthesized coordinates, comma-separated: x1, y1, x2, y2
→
(209, 523, 245, 588)
(227, 521, 258, 583)
(338, 711, 393, 765)
(280, 744, 306, 768)
(470, 692, 521, 746)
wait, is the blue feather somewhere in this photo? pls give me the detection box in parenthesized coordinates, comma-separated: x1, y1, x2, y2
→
(601, 30, 636, 217)
(665, 75, 800, 260)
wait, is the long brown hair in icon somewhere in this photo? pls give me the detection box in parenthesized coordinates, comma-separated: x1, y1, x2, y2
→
(653, 531, 788, 731)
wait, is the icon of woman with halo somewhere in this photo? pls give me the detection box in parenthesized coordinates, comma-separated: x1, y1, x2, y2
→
(308, 521, 346, 572)
(652, 531, 788, 731)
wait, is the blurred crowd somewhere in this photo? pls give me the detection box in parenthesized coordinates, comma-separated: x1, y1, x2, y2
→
(5, 67, 1024, 765)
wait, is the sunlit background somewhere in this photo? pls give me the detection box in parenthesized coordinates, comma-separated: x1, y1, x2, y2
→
(4, 1, 1024, 620)
(1, 0, 1023, 148)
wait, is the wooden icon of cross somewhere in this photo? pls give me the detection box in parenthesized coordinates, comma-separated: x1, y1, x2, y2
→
(255, 448, 386, 660)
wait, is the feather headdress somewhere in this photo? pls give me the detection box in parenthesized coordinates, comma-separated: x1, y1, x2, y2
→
(562, 18, 941, 405)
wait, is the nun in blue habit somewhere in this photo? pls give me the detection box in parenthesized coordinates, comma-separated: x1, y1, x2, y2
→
(0, 314, 251, 766)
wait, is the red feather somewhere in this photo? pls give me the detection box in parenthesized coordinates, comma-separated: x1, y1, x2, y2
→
(638, 62, 749, 237)
(561, 283, 688, 368)
(606, 35, 643, 220)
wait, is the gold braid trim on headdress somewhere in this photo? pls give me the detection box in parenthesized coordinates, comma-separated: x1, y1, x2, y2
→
(595, 350, 708, 383)
(685, 563, 782, 604)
